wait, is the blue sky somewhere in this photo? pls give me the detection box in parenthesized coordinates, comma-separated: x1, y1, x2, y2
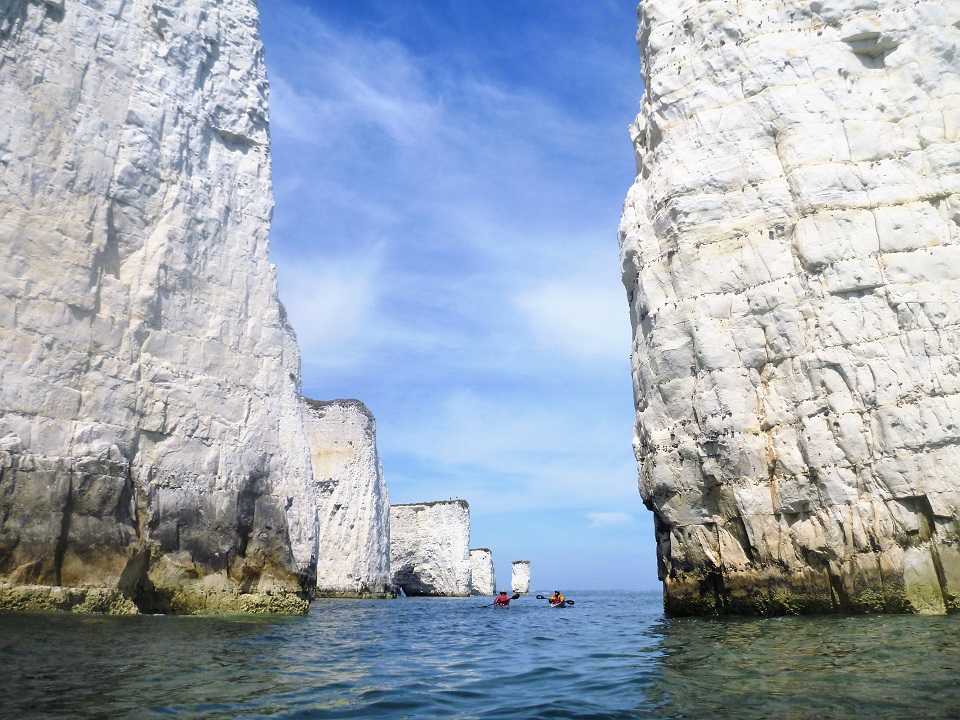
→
(258, 0, 657, 591)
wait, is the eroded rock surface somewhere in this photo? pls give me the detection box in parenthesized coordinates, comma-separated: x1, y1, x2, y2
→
(511, 560, 530, 595)
(469, 548, 495, 596)
(302, 399, 393, 597)
(620, 0, 960, 615)
(0, 0, 316, 613)
(390, 501, 471, 596)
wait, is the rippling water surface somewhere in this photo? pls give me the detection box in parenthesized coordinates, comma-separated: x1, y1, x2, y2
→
(2, 590, 958, 718)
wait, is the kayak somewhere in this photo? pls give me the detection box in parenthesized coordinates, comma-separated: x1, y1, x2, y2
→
(549, 600, 567, 608)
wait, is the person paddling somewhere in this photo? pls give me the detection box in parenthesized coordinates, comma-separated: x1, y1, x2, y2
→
(493, 590, 512, 607)
(548, 590, 565, 606)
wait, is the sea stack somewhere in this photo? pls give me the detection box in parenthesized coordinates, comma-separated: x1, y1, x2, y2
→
(469, 549, 496, 596)
(389, 501, 471, 596)
(0, 0, 317, 613)
(620, 0, 960, 615)
(302, 399, 393, 598)
(511, 560, 530, 595)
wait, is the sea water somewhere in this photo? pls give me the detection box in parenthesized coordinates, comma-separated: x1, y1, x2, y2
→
(1, 590, 958, 719)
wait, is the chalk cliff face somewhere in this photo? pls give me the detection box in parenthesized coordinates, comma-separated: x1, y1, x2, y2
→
(469, 548, 495, 596)
(390, 501, 471, 596)
(511, 560, 530, 595)
(0, 0, 316, 613)
(302, 399, 392, 597)
(621, 0, 960, 615)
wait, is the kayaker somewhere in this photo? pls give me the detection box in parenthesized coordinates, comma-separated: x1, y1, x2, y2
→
(548, 590, 565, 606)
(493, 591, 511, 607)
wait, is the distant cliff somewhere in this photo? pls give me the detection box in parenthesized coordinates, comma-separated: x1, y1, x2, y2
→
(511, 560, 530, 595)
(621, 0, 960, 615)
(390, 501, 472, 596)
(469, 549, 495, 596)
(303, 399, 393, 598)
(0, 0, 319, 613)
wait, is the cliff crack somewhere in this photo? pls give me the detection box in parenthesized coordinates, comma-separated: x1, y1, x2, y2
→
(53, 472, 74, 586)
(916, 495, 952, 609)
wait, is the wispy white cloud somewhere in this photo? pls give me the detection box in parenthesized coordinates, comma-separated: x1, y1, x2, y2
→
(276, 245, 389, 370)
(270, 30, 632, 374)
(388, 388, 566, 466)
(381, 387, 640, 514)
(267, 18, 440, 150)
(514, 270, 631, 366)
(587, 512, 634, 527)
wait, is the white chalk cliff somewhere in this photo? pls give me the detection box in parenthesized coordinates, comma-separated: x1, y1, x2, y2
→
(620, 0, 960, 614)
(511, 560, 530, 595)
(0, 0, 317, 613)
(469, 548, 495, 596)
(390, 501, 472, 596)
(302, 399, 393, 597)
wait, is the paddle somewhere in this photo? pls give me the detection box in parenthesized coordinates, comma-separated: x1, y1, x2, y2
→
(536, 594, 574, 605)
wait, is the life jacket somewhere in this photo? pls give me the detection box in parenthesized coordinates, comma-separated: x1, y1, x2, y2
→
(550, 593, 564, 604)
(494, 594, 510, 606)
